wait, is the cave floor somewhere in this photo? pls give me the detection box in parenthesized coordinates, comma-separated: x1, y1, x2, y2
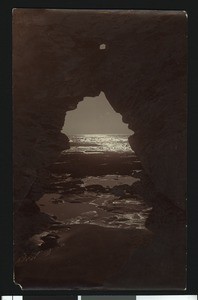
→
(14, 151, 186, 290)
(37, 175, 152, 231)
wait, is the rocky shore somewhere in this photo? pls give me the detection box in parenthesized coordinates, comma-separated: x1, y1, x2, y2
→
(13, 9, 187, 290)
(14, 150, 186, 290)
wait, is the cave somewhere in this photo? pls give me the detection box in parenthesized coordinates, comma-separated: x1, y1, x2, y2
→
(13, 9, 187, 290)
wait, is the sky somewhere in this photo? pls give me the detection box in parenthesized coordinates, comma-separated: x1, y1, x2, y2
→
(61, 92, 133, 135)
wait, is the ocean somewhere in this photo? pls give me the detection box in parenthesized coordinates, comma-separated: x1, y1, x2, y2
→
(63, 134, 134, 154)
(37, 132, 149, 231)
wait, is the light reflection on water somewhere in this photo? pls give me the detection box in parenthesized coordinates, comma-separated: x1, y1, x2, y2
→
(39, 134, 151, 232)
(38, 192, 152, 230)
(62, 134, 134, 154)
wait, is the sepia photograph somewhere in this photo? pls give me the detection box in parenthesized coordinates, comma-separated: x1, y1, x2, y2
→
(13, 9, 187, 290)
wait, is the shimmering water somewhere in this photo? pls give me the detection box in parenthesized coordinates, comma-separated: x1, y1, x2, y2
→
(62, 134, 133, 154)
(38, 191, 151, 230)
(38, 134, 150, 232)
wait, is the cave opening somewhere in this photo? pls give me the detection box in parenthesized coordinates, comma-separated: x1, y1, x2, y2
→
(99, 43, 106, 50)
(38, 92, 151, 232)
(61, 91, 134, 151)
(13, 9, 187, 289)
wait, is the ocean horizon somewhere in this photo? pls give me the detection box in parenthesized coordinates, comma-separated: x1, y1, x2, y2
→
(63, 133, 134, 154)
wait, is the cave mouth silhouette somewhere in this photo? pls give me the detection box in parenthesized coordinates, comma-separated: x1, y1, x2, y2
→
(38, 92, 147, 234)
(14, 92, 186, 290)
(35, 92, 146, 230)
(13, 9, 186, 289)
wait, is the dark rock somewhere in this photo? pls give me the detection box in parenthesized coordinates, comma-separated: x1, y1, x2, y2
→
(85, 184, 108, 193)
(51, 199, 64, 204)
(17, 200, 40, 216)
(13, 9, 187, 208)
(13, 10, 187, 286)
(40, 233, 60, 250)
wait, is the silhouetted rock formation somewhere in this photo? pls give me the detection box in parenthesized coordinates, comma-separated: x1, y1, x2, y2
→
(13, 10, 187, 286)
(13, 9, 187, 211)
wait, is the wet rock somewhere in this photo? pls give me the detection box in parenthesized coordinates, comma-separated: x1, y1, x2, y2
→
(51, 199, 64, 204)
(40, 233, 60, 250)
(85, 184, 108, 193)
(66, 187, 85, 194)
(110, 186, 128, 197)
(48, 180, 85, 194)
(51, 215, 57, 219)
(81, 211, 98, 218)
(50, 224, 70, 229)
(116, 217, 130, 222)
(67, 199, 82, 203)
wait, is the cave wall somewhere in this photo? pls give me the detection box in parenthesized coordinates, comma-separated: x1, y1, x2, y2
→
(13, 9, 187, 211)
